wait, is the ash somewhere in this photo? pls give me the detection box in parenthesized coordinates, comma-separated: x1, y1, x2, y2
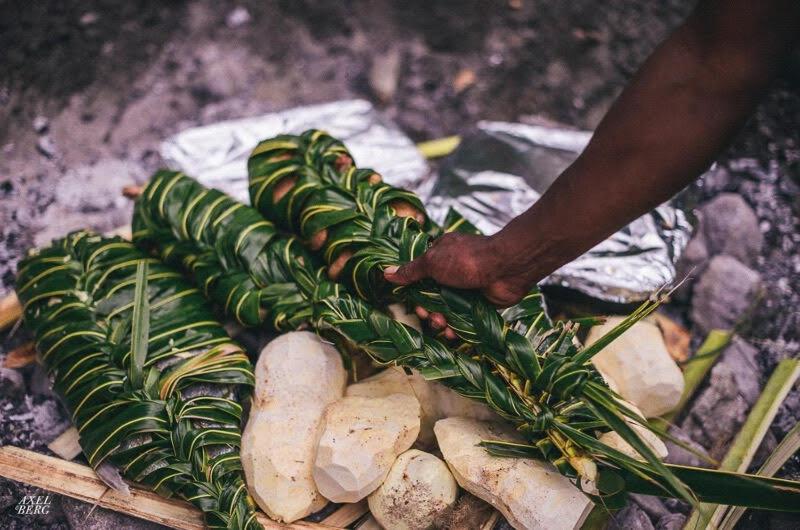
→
(1, 1, 798, 528)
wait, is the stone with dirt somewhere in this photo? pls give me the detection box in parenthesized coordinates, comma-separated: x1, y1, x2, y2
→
(609, 503, 655, 530)
(681, 337, 762, 458)
(699, 193, 763, 267)
(691, 255, 763, 333)
(367, 449, 458, 530)
(662, 425, 711, 468)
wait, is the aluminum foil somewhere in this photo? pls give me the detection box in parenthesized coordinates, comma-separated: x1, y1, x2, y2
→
(425, 121, 692, 302)
(161, 99, 429, 203)
(161, 101, 691, 303)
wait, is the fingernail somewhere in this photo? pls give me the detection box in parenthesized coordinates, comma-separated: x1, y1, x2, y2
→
(384, 265, 399, 275)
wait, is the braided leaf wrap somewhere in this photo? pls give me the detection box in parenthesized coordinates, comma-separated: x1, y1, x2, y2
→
(16, 231, 261, 530)
(132, 172, 606, 474)
(246, 131, 718, 502)
(247, 131, 625, 402)
(133, 170, 800, 511)
(134, 170, 728, 511)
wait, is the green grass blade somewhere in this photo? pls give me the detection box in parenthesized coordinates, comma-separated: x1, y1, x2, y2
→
(583, 383, 697, 507)
(129, 261, 150, 389)
(416, 135, 461, 159)
(572, 296, 664, 365)
(617, 464, 800, 511)
(654, 329, 732, 429)
(719, 421, 800, 529)
(685, 358, 800, 529)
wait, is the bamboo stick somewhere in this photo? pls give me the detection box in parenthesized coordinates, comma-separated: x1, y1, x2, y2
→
(0, 446, 339, 530)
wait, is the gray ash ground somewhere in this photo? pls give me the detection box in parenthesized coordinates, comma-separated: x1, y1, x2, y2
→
(1, 1, 798, 529)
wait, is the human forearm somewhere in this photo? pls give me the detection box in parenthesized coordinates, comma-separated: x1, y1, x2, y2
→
(491, 0, 799, 285)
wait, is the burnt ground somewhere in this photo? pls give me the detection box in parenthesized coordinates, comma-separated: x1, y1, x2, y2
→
(0, 0, 799, 529)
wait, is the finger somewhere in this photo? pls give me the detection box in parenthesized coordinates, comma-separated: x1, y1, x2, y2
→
(415, 306, 429, 320)
(444, 327, 457, 341)
(429, 312, 447, 330)
(383, 257, 429, 285)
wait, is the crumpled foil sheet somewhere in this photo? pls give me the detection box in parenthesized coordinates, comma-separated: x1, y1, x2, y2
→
(426, 121, 692, 302)
(161, 99, 429, 203)
(161, 101, 691, 303)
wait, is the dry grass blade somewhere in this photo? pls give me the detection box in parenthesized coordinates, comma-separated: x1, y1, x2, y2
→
(718, 420, 800, 529)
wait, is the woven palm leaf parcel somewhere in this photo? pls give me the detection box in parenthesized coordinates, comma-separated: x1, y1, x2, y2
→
(15, 231, 261, 530)
(133, 169, 800, 514)
(246, 130, 687, 492)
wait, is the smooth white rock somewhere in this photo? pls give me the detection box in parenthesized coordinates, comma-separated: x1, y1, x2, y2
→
(599, 428, 668, 461)
(241, 331, 347, 522)
(368, 449, 458, 530)
(347, 367, 498, 446)
(434, 417, 593, 530)
(586, 318, 685, 418)
(347, 367, 437, 445)
(313, 394, 421, 503)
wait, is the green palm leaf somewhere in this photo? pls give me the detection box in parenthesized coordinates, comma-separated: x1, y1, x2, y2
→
(16, 231, 261, 529)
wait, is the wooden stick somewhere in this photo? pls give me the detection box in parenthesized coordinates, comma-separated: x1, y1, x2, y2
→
(0, 446, 338, 530)
(0, 291, 21, 331)
(4, 341, 36, 368)
(123, 185, 143, 199)
(320, 500, 369, 527)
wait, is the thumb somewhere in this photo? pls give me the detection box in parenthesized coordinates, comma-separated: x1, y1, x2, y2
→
(384, 257, 429, 285)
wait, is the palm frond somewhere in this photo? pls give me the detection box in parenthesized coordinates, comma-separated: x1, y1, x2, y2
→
(16, 231, 260, 529)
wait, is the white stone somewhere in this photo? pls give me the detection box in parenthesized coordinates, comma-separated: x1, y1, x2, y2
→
(434, 418, 593, 530)
(368, 449, 458, 530)
(346, 366, 498, 446)
(241, 332, 347, 522)
(431, 382, 499, 422)
(599, 427, 668, 462)
(313, 394, 421, 503)
(586, 318, 684, 418)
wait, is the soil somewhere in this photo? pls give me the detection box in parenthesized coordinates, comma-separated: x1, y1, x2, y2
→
(1, 1, 799, 529)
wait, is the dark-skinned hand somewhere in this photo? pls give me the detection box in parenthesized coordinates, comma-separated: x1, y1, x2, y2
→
(383, 232, 534, 339)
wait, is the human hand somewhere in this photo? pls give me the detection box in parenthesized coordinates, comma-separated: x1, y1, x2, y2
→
(383, 232, 534, 339)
